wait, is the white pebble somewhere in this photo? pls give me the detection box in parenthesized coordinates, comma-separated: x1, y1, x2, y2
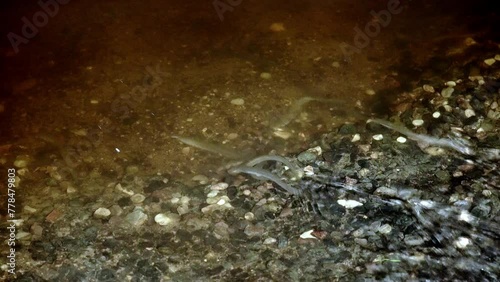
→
(93, 208, 111, 219)
(377, 224, 392, 234)
(131, 194, 145, 204)
(217, 198, 226, 206)
(243, 189, 251, 196)
(303, 165, 315, 176)
(412, 119, 424, 126)
(495, 54, 500, 61)
(372, 134, 383, 141)
(230, 98, 245, 106)
(484, 58, 496, 66)
(464, 109, 475, 118)
(300, 229, 316, 239)
(432, 111, 441, 118)
(207, 190, 219, 198)
(351, 133, 361, 142)
(445, 81, 456, 87)
(337, 199, 363, 209)
(396, 136, 407, 143)
(263, 237, 277, 244)
(154, 213, 178, 226)
(210, 182, 229, 191)
(454, 237, 470, 249)
(244, 212, 255, 221)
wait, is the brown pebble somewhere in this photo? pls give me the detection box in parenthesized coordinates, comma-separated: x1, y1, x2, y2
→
(45, 209, 63, 223)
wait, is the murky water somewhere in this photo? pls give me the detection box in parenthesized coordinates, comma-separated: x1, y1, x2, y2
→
(1, 0, 499, 280)
(2, 0, 496, 186)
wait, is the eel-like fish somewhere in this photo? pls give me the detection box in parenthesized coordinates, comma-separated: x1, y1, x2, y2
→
(172, 135, 245, 159)
(228, 165, 300, 195)
(271, 96, 334, 130)
(368, 119, 475, 156)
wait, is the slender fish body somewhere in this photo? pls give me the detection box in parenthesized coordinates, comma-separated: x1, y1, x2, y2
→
(228, 165, 300, 195)
(172, 136, 243, 159)
(368, 119, 475, 155)
(271, 96, 335, 130)
(245, 155, 303, 179)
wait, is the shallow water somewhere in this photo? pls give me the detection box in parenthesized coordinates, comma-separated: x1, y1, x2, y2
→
(0, 0, 499, 280)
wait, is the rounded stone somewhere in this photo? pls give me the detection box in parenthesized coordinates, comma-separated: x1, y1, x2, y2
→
(131, 194, 146, 204)
(154, 213, 179, 226)
(94, 208, 111, 219)
(230, 98, 245, 106)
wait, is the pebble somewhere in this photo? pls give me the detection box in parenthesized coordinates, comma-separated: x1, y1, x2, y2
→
(260, 72, 272, 79)
(207, 190, 218, 198)
(210, 182, 229, 191)
(374, 186, 398, 197)
(464, 109, 475, 118)
(483, 58, 496, 66)
(244, 224, 265, 237)
(230, 98, 245, 106)
(303, 165, 314, 176)
(365, 89, 376, 95)
(16, 232, 31, 240)
(154, 213, 179, 226)
(378, 224, 392, 234)
(192, 175, 209, 184)
(30, 223, 43, 238)
(396, 136, 407, 143)
(299, 229, 316, 239)
(93, 207, 111, 219)
(372, 134, 383, 141)
(331, 61, 340, 68)
(445, 81, 456, 87)
(454, 237, 470, 249)
(495, 54, 500, 61)
(263, 237, 277, 245)
(244, 212, 255, 221)
(297, 151, 318, 164)
(432, 111, 441, 118)
(441, 87, 454, 98)
(131, 194, 146, 204)
(227, 133, 238, 140)
(404, 235, 424, 246)
(337, 199, 363, 209)
(14, 155, 30, 168)
(125, 209, 148, 227)
(351, 133, 361, 142)
(412, 119, 424, 126)
(422, 84, 435, 93)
